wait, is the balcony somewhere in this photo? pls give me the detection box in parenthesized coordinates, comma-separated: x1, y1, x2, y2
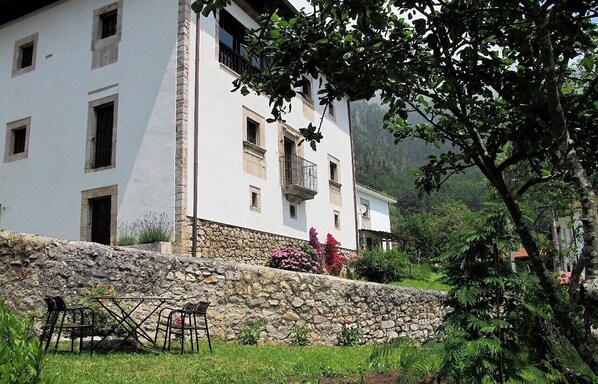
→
(219, 43, 262, 77)
(280, 154, 318, 203)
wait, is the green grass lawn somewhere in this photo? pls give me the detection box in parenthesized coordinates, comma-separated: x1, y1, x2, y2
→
(391, 273, 450, 292)
(42, 340, 380, 384)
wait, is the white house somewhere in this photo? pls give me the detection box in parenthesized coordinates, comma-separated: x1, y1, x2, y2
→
(355, 183, 400, 251)
(0, 0, 358, 261)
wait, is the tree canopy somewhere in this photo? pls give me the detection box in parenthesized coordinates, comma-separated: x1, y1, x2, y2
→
(193, 0, 598, 376)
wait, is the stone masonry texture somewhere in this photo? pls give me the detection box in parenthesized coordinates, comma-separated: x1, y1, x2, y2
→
(0, 230, 446, 345)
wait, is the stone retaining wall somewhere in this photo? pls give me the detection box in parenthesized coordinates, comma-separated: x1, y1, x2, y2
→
(0, 230, 446, 345)
(189, 218, 307, 265)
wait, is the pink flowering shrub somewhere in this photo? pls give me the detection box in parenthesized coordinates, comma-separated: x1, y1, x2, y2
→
(309, 227, 324, 259)
(268, 244, 321, 273)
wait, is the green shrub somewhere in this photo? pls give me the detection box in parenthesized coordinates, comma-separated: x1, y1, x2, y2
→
(290, 326, 310, 346)
(136, 212, 172, 244)
(237, 322, 261, 345)
(0, 300, 44, 384)
(116, 223, 137, 246)
(350, 249, 408, 283)
(408, 263, 432, 281)
(338, 327, 361, 347)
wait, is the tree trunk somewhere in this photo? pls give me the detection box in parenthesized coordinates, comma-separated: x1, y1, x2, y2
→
(535, 20, 598, 301)
(482, 161, 598, 374)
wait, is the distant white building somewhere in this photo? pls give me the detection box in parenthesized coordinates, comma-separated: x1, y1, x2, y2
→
(0, 0, 358, 261)
(556, 210, 584, 274)
(355, 183, 400, 251)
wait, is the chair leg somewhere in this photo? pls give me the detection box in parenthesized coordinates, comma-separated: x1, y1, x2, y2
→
(54, 312, 67, 354)
(43, 312, 58, 352)
(204, 315, 212, 353)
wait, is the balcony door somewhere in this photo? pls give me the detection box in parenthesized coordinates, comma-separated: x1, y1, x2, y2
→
(283, 137, 296, 184)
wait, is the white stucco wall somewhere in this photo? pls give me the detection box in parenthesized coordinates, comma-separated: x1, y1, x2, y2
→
(0, 0, 178, 241)
(355, 184, 396, 233)
(188, 5, 358, 249)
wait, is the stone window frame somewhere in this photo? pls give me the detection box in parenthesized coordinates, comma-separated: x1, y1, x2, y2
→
(85, 94, 118, 173)
(12, 33, 38, 77)
(80, 185, 118, 245)
(249, 185, 261, 213)
(91, 1, 123, 69)
(4, 117, 31, 163)
(334, 210, 341, 230)
(328, 154, 341, 187)
(242, 107, 266, 156)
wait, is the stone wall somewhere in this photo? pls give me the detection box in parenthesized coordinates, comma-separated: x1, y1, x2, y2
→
(0, 230, 446, 345)
(188, 218, 307, 265)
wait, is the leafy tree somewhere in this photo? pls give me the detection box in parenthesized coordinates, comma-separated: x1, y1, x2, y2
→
(440, 204, 596, 382)
(192, 0, 598, 373)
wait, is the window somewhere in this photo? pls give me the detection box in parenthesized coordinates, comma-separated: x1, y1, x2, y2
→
(93, 103, 114, 168)
(100, 10, 118, 39)
(246, 119, 259, 146)
(250, 186, 261, 212)
(289, 203, 297, 219)
(92, 2, 122, 69)
(329, 157, 340, 183)
(242, 107, 266, 178)
(12, 34, 38, 77)
(4, 117, 31, 162)
(87, 95, 118, 172)
(334, 211, 341, 230)
(301, 76, 313, 102)
(328, 154, 341, 205)
(218, 10, 261, 74)
(328, 102, 335, 118)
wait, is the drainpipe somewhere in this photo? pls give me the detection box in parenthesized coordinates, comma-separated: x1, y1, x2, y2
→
(192, 12, 201, 257)
(347, 99, 359, 252)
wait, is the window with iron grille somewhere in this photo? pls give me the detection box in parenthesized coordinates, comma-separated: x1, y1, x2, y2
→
(93, 103, 114, 169)
(87, 95, 117, 172)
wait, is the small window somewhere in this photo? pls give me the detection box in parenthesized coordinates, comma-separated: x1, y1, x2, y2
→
(4, 117, 31, 163)
(92, 2, 122, 69)
(246, 118, 259, 146)
(301, 76, 313, 101)
(12, 34, 38, 77)
(328, 102, 335, 117)
(289, 204, 297, 219)
(334, 211, 341, 230)
(330, 161, 338, 182)
(250, 186, 261, 213)
(100, 10, 118, 39)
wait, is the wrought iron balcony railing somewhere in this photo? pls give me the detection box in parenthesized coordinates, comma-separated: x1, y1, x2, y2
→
(219, 43, 262, 77)
(280, 154, 318, 202)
